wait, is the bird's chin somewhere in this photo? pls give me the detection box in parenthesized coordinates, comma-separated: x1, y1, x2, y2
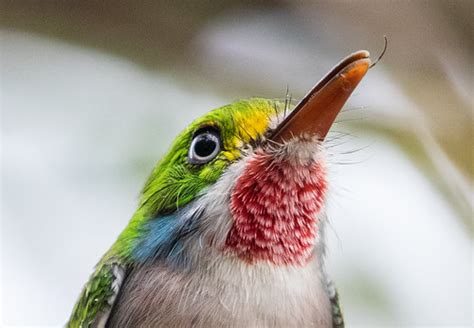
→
(264, 133, 325, 167)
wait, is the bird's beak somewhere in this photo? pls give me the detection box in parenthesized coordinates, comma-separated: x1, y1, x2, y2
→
(270, 51, 371, 143)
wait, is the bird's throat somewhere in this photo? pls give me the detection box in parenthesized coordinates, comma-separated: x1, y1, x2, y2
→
(225, 148, 327, 266)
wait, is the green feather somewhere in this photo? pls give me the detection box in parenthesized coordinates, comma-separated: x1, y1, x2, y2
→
(67, 263, 118, 327)
(67, 98, 284, 327)
(331, 288, 345, 328)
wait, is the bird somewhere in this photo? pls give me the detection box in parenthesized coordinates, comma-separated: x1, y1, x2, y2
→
(67, 50, 371, 328)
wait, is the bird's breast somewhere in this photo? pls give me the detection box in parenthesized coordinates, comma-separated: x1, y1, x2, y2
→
(107, 259, 332, 328)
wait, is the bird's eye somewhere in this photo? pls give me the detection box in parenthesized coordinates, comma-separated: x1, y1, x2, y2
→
(188, 129, 221, 164)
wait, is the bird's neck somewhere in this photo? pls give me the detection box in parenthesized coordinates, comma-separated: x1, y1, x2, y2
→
(225, 149, 327, 266)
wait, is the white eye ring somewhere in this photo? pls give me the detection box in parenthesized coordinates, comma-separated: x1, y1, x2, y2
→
(188, 130, 221, 164)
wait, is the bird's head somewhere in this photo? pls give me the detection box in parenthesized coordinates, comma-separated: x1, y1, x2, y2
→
(127, 52, 371, 268)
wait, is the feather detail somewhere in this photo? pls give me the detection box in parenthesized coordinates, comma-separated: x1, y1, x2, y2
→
(67, 262, 126, 328)
(327, 280, 345, 328)
(226, 144, 327, 266)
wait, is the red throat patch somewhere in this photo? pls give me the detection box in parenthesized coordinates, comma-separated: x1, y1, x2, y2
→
(225, 149, 327, 266)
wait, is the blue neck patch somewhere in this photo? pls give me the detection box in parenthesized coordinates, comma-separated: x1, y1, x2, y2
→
(132, 205, 199, 268)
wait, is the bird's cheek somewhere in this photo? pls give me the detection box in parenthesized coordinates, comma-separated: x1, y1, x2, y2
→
(222, 149, 240, 162)
(198, 162, 226, 182)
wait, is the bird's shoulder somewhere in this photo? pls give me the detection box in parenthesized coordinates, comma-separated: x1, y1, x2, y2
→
(67, 260, 126, 328)
(327, 279, 345, 328)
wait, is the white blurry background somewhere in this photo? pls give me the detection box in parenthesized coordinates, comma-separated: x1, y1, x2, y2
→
(1, 1, 472, 327)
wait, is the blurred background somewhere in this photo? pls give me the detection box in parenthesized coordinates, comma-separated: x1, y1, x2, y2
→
(1, 1, 472, 327)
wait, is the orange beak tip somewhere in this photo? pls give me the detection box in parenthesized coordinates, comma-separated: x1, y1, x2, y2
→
(270, 51, 372, 143)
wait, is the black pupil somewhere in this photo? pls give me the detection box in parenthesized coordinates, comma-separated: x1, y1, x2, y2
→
(195, 134, 217, 157)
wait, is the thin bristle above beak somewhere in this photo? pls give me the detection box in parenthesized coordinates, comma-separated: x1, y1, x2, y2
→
(270, 51, 371, 143)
